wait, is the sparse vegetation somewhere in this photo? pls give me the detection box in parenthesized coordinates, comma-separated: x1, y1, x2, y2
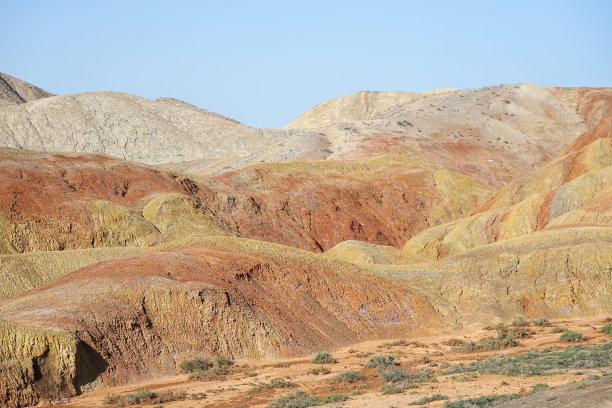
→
(409, 393, 448, 405)
(179, 357, 212, 373)
(601, 324, 612, 335)
(560, 330, 583, 342)
(366, 354, 396, 368)
(532, 317, 552, 327)
(440, 342, 612, 377)
(531, 383, 549, 393)
(311, 351, 337, 364)
(266, 390, 347, 407)
(397, 120, 413, 127)
(443, 394, 520, 407)
(319, 394, 348, 403)
(103, 388, 187, 407)
(377, 366, 409, 382)
(307, 366, 331, 375)
(334, 370, 363, 383)
(248, 378, 297, 393)
(179, 356, 234, 381)
(267, 390, 320, 408)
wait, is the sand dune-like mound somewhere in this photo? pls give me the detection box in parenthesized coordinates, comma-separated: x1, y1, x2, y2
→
(284, 90, 421, 129)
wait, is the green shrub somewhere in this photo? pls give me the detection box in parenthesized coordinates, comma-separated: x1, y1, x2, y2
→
(319, 394, 347, 403)
(366, 354, 396, 368)
(443, 393, 520, 407)
(379, 382, 408, 394)
(409, 393, 448, 405)
(249, 378, 297, 393)
(531, 383, 549, 393)
(377, 366, 409, 383)
(267, 390, 320, 408)
(179, 357, 212, 373)
(601, 324, 612, 335)
(560, 331, 583, 342)
(576, 381, 588, 389)
(311, 351, 337, 364)
(103, 393, 123, 406)
(307, 366, 331, 375)
(532, 317, 551, 327)
(188, 366, 228, 381)
(214, 356, 234, 366)
(334, 371, 363, 383)
(511, 317, 530, 327)
(125, 388, 154, 404)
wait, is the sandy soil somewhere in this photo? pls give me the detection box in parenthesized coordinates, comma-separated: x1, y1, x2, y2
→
(47, 316, 612, 408)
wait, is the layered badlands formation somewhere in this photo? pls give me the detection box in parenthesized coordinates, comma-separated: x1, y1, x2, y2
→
(0, 74, 610, 407)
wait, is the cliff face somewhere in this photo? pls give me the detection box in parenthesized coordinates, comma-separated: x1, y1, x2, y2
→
(0, 320, 79, 408)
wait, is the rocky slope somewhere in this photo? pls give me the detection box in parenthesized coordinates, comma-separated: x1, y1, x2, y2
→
(0, 76, 610, 407)
(0, 72, 54, 107)
(0, 77, 591, 188)
(0, 148, 491, 255)
(0, 236, 439, 407)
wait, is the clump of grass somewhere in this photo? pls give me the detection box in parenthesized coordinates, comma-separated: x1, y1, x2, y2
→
(266, 390, 347, 407)
(532, 317, 552, 327)
(409, 393, 448, 405)
(560, 330, 583, 342)
(189, 366, 228, 381)
(576, 381, 589, 389)
(311, 351, 337, 364)
(377, 366, 409, 383)
(379, 382, 410, 395)
(319, 394, 348, 403)
(103, 388, 187, 407)
(601, 324, 612, 335)
(443, 394, 520, 407)
(248, 378, 297, 394)
(334, 371, 363, 383)
(511, 317, 530, 327)
(440, 342, 612, 377)
(307, 366, 331, 375)
(550, 326, 566, 333)
(365, 354, 396, 368)
(180, 356, 234, 381)
(179, 357, 212, 373)
(267, 390, 319, 408)
(531, 383, 549, 393)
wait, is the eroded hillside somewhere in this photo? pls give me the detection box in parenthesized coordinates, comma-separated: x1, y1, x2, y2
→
(0, 76, 610, 407)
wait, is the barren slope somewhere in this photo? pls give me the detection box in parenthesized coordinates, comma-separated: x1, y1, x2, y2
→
(0, 79, 597, 189)
(0, 149, 491, 255)
(0, 72, 54, 107)
(0, 236, 439, 407)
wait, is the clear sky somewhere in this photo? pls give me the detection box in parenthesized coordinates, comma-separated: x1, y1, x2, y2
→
(2, 1, 610, 128)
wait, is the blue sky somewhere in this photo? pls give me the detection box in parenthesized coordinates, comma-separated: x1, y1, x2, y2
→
(2, 1, 610, 128)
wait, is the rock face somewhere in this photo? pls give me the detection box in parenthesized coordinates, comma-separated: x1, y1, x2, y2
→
(0, 237, 438, 406)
